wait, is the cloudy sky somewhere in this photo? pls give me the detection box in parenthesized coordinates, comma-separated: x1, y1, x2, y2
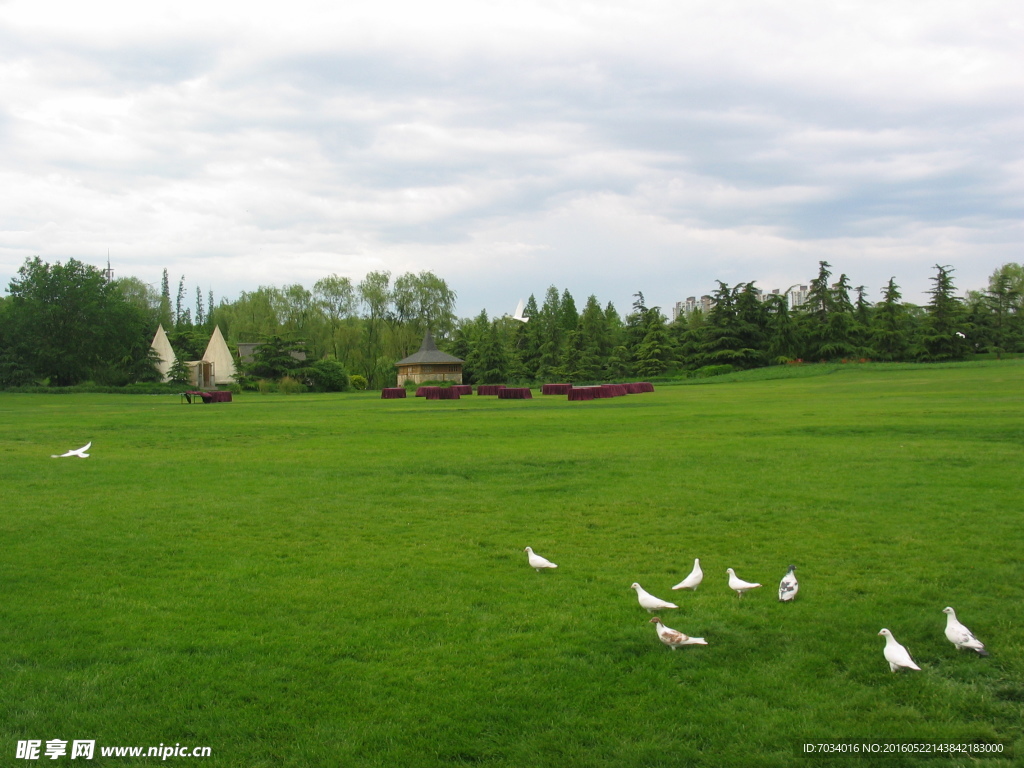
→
(1, 0, 1021, 318)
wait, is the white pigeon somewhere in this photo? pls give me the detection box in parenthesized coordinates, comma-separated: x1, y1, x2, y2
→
(672, 558, 703, 590)
(778, 565, 799, 602)
(51, 441, 91, 458)
(512, 299, 529, 323)
(726, 568, 762, 598)
(523, 547, 557, 572)
(942, 607, 989, 656)
(878, 628, 921, 672)
(630, 583, 679, 613)
(649, 617, 707, 649)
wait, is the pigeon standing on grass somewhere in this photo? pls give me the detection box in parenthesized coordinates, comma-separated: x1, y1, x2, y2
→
(649, 617, 707, 649)
(942, 607, 989, 656)
(523, 547, 557, 572)
(778, 565, 799, 602)
(726, 568, 762, 598)
(672, 558, 703, 591)
(51, 441, 91, 458)
(630, 583, 679, 613)
(878, 629, 921, 672)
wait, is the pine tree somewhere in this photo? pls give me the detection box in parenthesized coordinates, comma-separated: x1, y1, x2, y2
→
(984, 269, 1023, 358)
(535, 286, 564, 381)
(871, 278, 907, 361)
(195, 285, 206, 326)
(477, 319, 509, 384)
(764, 293, 800, 362)
(634, 308, 673, 378)
(175, 276, 187, 328)
(159, 269, 173, 329)
(918, 265, 968, 361)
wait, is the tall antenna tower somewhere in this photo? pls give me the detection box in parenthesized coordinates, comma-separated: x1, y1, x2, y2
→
(102, 250, 114, 283)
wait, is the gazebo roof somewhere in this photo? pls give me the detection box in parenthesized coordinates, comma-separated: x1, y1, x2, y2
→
(395, 331, 464, 366)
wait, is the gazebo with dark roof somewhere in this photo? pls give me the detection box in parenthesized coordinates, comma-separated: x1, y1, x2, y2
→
(395, 331, 464, 386)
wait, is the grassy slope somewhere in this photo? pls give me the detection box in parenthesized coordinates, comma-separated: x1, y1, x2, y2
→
(1, 362, 1022, 767)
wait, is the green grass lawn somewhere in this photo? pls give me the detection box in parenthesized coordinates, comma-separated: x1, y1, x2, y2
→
(2, 361, 1022, 767)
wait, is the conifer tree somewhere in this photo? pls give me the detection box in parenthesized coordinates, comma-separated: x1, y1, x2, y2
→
(871, 278, 908, 360)
(918, 265, 968, 361)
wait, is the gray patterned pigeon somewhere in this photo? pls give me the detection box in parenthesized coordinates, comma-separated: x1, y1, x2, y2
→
(778, 565, 798, 602)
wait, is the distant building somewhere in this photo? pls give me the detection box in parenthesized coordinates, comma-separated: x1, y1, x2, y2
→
(672, 295, 715, 319)
(236, 342, 307, 366)
(674, 282, 814, 315)
(395, 331, 464, 386)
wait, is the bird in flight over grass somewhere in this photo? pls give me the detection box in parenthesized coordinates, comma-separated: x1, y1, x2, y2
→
(879, 628, 921, 672)
(51, 441, 91, 458)
(524, 547, 557, 572)
(650, 617, 707, 649)
(942, 607, 989, 656)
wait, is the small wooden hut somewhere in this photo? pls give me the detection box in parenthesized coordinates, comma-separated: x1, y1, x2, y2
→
(395, 331, 464, 386)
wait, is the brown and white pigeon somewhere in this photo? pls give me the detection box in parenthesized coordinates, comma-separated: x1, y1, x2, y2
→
(631, 583, 678, 613)
(879, 628, 921, 672)
(672, 558, 703, 590)
(649, 617, 707, 649)
(726, 568, 762, 598)
(942, 607, 989, 656)
(523, 547, 557, 572)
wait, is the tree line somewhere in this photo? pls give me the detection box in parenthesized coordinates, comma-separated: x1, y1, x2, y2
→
(1, 256, 1021, 389)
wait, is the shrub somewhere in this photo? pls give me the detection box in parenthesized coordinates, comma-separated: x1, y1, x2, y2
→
(691, 364, 735, 379)
(349, 374, 368, 391)
(256, 379, 275, 394)
(277, 376, 305, 395)
(306, 359, 351, 392)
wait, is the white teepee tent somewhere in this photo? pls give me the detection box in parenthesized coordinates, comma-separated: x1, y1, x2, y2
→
(149, 324, 178, 383)
(202, 325, 236, 385)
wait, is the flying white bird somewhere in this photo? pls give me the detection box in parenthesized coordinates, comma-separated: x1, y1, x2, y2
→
(726, 568, 762, 598)
(523, 547, 557, 572)
(778, 565, 799, 602)
(942, 607, 989, 656)
(512, 299, 529, 323)
(672, 558, 703, 590)
(631, 583, 679, 613)
(649, 617, 707, 649)
(51, 441, 91, 458)
(955, 331, 966, 338)
(878, 628, 921, 672)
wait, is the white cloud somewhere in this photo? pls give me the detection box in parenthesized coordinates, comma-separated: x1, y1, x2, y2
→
(0, 0, 1021, 317)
